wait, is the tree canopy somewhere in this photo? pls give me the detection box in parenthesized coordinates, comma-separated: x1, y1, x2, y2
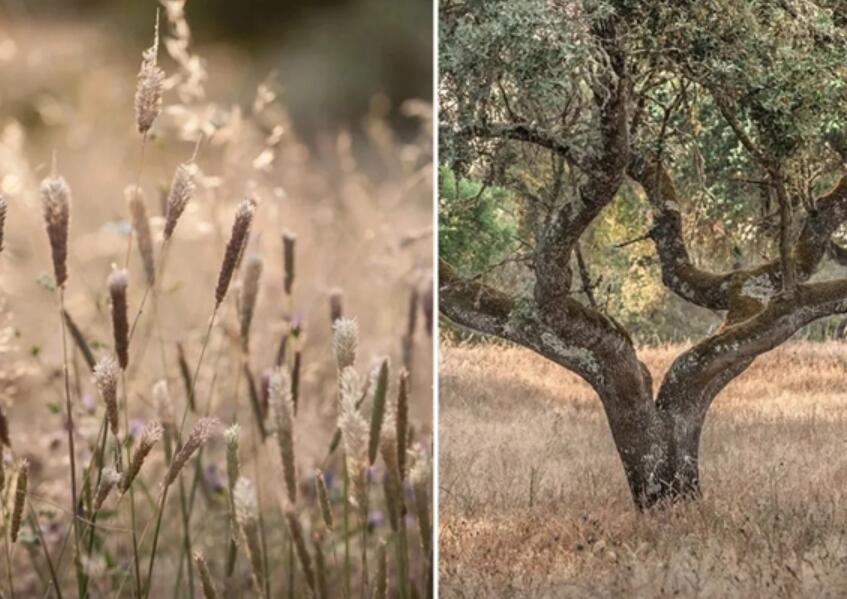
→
(440, 0, 847, 340)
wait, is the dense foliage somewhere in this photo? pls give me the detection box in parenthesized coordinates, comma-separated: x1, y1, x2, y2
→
(440, 0, 847, 341)
(438, 167, 518, 276)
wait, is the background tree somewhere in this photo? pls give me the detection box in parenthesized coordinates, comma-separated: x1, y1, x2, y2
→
(439, 0, 847, 508)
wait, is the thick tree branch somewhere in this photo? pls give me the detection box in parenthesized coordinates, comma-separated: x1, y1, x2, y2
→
(631, 157, 847, 319)
(438, 258, 514, 339)
(533, 17, 631, 307)
(629, 159, 733, 310)
(791, 173, 847, 277)
(439, 258, 650, 402)
(658, 278, 847, 414)
(461, 122, 584, 170)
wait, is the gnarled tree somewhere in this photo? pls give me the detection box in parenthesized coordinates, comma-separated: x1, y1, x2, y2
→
(439, 0, 847, 508)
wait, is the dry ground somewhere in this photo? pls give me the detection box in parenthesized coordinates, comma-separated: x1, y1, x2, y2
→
(439, 341, 847, 598)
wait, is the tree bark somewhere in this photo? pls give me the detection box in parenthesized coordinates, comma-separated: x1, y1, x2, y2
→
(603, 398, 703, 510)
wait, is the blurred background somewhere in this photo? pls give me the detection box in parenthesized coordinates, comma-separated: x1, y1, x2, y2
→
(0, 0, 432, 141)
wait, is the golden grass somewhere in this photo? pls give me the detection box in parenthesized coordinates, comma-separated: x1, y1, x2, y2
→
(439, 340, 847, 598)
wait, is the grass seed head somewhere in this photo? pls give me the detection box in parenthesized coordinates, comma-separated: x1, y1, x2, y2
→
(315, 469, 334, 530)
(163, 162, 197, 240)
(135, 15, 164, 135)
(94, 466, 121, 512)
(108, 268, 130, 370)
(215, 196, 256, 306)
(380, 409, 403, 532)
(282, 230, 296, 295)
(10, 459, 28, 542)
(94, 356, 121, 437)
(193, 551, 220, 599)
(238, 253, 263, 350)
(329, 287, 344, 323)
(338, 378, 369, 518)
(409, 444, 432, 558)
(269, 367, 297, 503)
(233, 477, 265, 593)
(0, 192, 7, 254)
(368, 357, 390, 465)
(40, 175, 71, 288)
(120, 420, 163, 493)
(164, 416, 219, 488)
(127, 185, 155, 285)
(224, 423, 241, 488)
(0, 404, 9, 447)
(152, 379, 175, 433)
(332, 317, 358, 371)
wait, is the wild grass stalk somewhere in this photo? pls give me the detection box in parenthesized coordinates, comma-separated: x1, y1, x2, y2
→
(123, 154, 200, 598)
(9, 461, 27, 544)
(0, 193, 6, 256)
(410, 450, 432, 563)
(282, 231, 296, 296)
(224, 424, 241, 579)
(3, 524, 13, 599)
(338, 366, 369, 596)
(250, 414, 273, 599)
(175, 455, 196, 598)
(269, 368, 297, 504)
(144, 417, 218, 597)
(239, 254, 263, 352)
(329, 288, 344, 323)
(28, 499, 63, 599)
(396, 370, 410, 481)
(126, 11, 161, 268)
(285, 508, 317, 596)
(381, 410, 409, 599)
(315, 470, 334, 531)
(0, 446, 11, 598)
(266, 363, 297, 597)
(368, 358, 390, 465)
(233, 477, 266, 597)
(62, 310, 96, 372)
(40, 170, 84, 596)
(327, 318, 360, 457)
(104, 266, 144, 598)
(126, 186, 155, 287)
(313, 532, 329, 599)
(373, 539, 387, 599)
(401, 286, 418, 371)
(193, 551, 220, 599)
(127, 155, 197, 350)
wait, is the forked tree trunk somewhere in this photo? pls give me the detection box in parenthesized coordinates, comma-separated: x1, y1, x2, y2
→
(603, 399, 704, 509)
(440, 258, 847, 511)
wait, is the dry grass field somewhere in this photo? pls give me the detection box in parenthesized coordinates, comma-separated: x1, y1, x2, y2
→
(439, 341, 847, 598)
(0, 6, 432, 597)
